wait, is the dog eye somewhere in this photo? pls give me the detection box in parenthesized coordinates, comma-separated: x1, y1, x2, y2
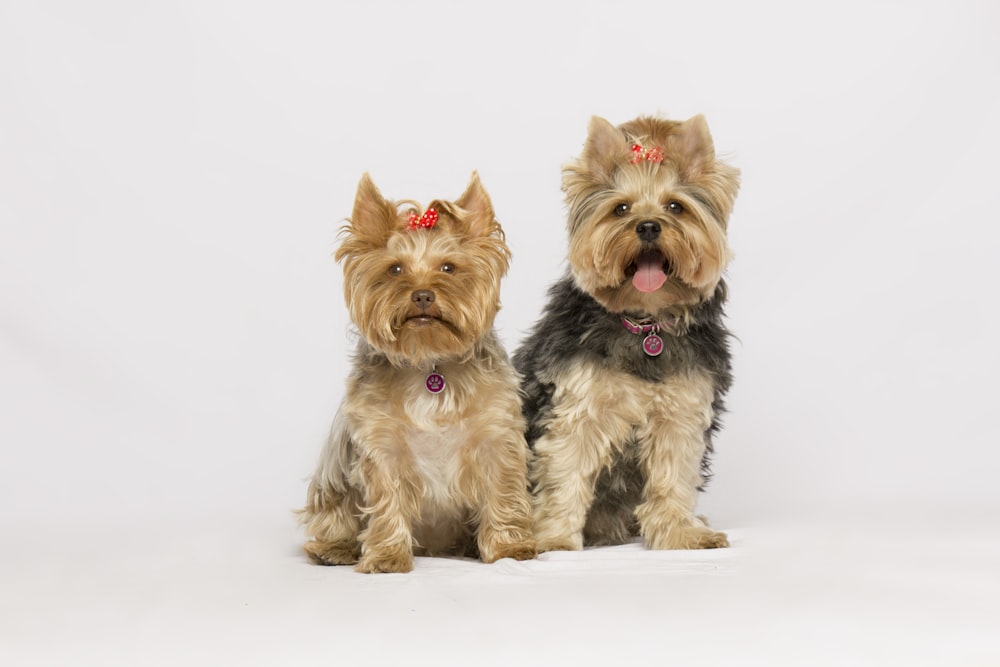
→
(440, 263, 455, 274)
(666, 200, 684, 215)
(388, 264, 404, 277)
(614, 203, 630, 217)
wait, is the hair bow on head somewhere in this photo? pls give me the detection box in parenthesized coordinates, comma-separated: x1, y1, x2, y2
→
(630, 143, 664, 164)
(407, 208, 438, 230)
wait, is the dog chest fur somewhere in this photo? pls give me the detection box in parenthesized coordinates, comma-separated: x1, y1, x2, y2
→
(546, 359, 715, 441)
(404, 422, 466, 508)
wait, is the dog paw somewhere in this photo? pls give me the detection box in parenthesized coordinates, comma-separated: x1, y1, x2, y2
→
(535, 536, 582, 553)
(303, 540, 359, 565)
(690, 528, 729, 549)
(355, 550, 413, 574)
(483, 540, 538, 562)
(647, 526, 729, 550)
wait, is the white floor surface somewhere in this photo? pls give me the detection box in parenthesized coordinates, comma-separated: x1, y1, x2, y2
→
(3, 507, 998, 667)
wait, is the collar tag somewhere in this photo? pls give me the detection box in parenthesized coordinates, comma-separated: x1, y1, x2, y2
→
(425, 370, 445, 394)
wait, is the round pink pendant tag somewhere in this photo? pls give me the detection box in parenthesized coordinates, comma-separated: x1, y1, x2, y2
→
(425, 372, 445, 394)
(642, 333, 664, 357)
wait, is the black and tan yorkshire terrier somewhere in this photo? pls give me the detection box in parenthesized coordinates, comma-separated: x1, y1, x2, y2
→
(299, 173, 536, 573)
(514, 115, 740, 552)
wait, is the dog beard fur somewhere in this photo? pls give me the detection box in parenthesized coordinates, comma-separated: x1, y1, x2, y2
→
(514, 114, 740, 552)
(298, 173, 536, 573)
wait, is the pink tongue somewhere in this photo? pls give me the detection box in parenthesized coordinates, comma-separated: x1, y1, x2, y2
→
(632, 255, 667, 293)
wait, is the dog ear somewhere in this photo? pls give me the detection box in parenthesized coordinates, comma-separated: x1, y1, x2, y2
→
(671, 116, 740, 225)
(580, 116, 627, 182)
(345, 173, 397, 246)
(672, 115, 716, 180)
(452, 171, 497, 238)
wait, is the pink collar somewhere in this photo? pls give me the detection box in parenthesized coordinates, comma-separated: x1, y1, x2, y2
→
(620, 315, 676, 334)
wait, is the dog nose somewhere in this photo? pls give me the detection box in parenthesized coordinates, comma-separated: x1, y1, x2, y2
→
(411, 289, 435, 309)
(635, 220, 661, 242)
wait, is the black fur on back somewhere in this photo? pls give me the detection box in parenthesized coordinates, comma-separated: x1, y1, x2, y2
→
(513, 274, 733, 487)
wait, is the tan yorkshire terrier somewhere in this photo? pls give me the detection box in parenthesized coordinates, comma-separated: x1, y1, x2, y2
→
(299, 172, 536, 573)
(514, 115, 740, 552)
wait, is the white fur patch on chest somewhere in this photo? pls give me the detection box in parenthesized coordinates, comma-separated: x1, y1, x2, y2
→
(405, 423, 466, 508)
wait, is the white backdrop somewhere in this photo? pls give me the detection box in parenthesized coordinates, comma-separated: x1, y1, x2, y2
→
(4, 3, 1000, 665)
(3, 0, 999, 551)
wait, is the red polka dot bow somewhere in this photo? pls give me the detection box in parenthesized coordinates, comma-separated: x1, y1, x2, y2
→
(630, 143, 665, 164)
(407, 208, 438, 230)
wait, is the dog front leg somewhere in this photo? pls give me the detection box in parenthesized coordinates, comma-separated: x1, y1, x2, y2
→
(530, 423, 618, 552)
(461, 430, 537, 563)
(635, 378, 728, 550)
(354, 446, 422, 573)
